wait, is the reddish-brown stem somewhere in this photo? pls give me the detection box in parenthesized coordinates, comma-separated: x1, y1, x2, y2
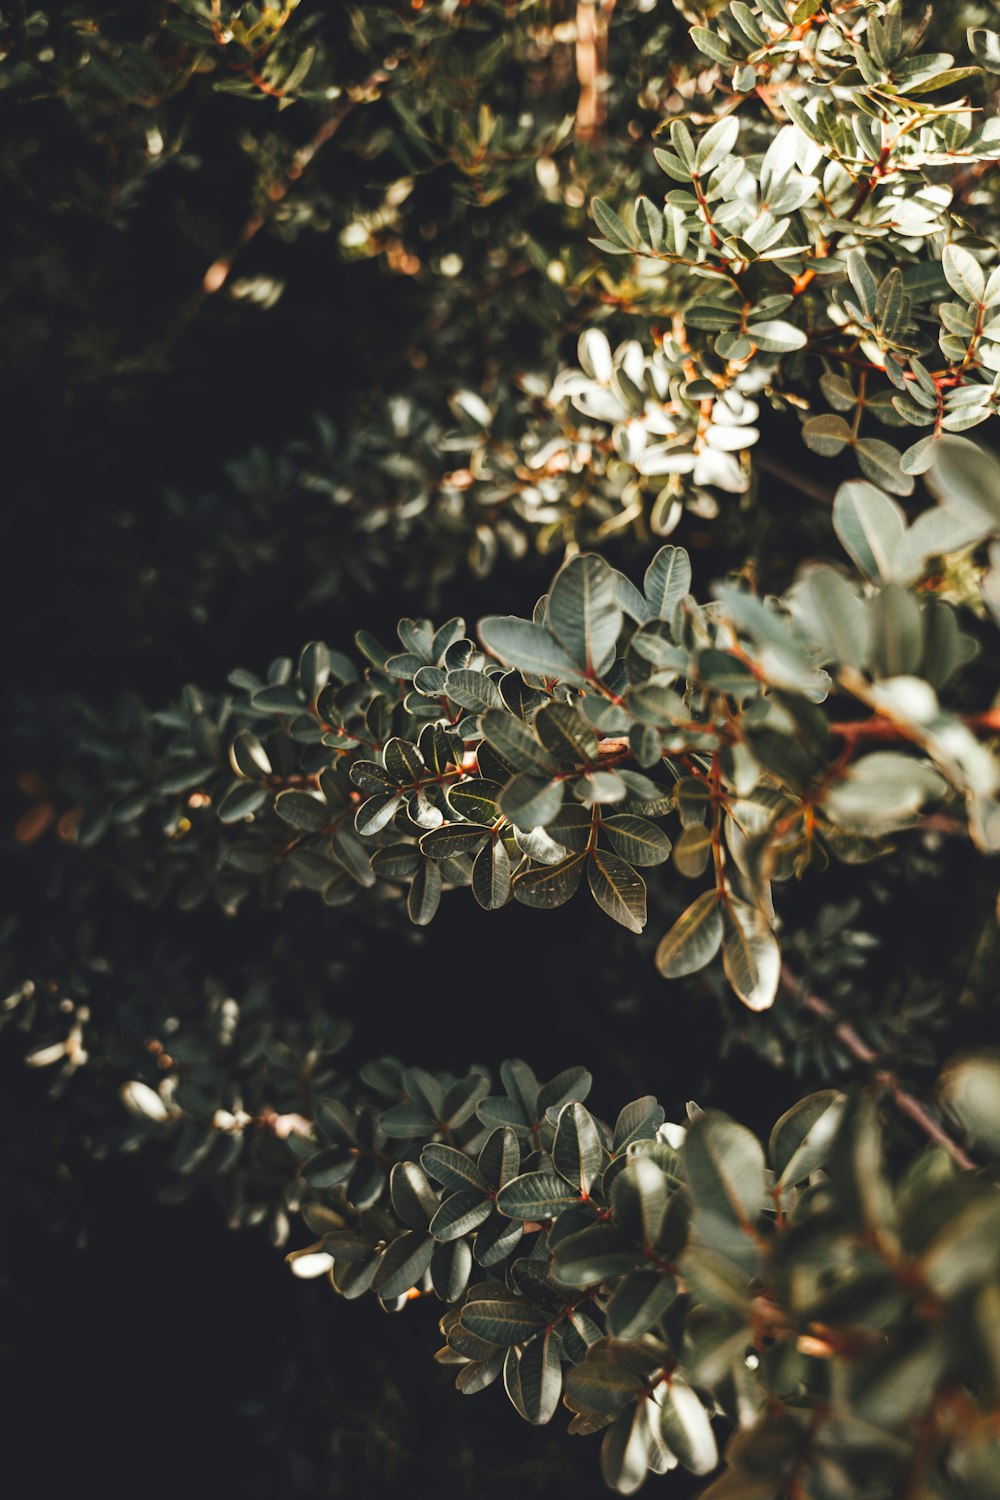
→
(793, 141, 892, 300)
(754, 451, 835, 506)
(780, 965, 977, 1171)
(830, 709, 1000, 743)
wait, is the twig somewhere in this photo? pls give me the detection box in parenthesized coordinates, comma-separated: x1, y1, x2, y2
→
(162, 67, 389, 348)
(754, 450, 835, 507)
(780, 964, 977, 1171)
(829, 708, 1000, 743)
(575, 0, 616, 147)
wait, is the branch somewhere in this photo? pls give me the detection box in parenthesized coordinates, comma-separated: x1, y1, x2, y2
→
(754, 450, 835, 507)
(829, 708, 1000, 743)
(780, 965, 977, 1172)
(163, 67, 389, 347)
(575, 0, 616, 147)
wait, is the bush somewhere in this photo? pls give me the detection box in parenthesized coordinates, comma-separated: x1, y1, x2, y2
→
(5, 2, 1000, 1496)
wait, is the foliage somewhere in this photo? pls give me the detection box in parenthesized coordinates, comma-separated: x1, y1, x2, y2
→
(5, 0, 1000, 603)
(10, 974, 1000, 1497)
(5, 1, 1000, 1496)
(17, 448, 1000, 1016)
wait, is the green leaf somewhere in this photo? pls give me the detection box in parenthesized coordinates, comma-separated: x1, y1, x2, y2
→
(367, 846, 419, 876)
(461, 1299, 549, 1347)
(919, 1190, 1000, 1298)
(606, 1269, 677, 1339)
(943, 244, 986, 305)
(746, 319, 807, 353)
(644, 545, 692, 621)
(229, 729, 272, 779)
(683, 1111, 767, 1231)
(479, 617, 587, 683)
(499, 774, 564, 830)
(513, 852, 587, 910)
(372, 1231, 434, 1300)
(534, 702, 598, 769)
(504, 1331, 562, 1426)
(592, 198, 637, 250)
(576, 770, 628, 805)
(927, 437, 1000, 530)
(552, 1225, 640, 1286)
(390, 1160, 439, 1231)
(825, 750, 944, 831)
(658, 1379, 719, 1475)
(496, 1170, 582, 1220)
(422, 1144, 490, 1196)
(380, 1100, 434, 1138)
(848, 1335, 947, 1428)
(447, 778, 502, 823)
(691, 26, 735, 67)
(908, 65, 981, 95)
(679, 1246, 753, 1316)
(900, 434, 939, 476)
(611, 1157, 669, 1248)
(430, 1238, 472, 1304)
(547, 554, 623, 677)
(855, 438, 914, 497)
(770, 1091, 848, 1188)
(833, 480, 907, 581)
(565, 1344, 649, 1417)
(701, 648, 755, 699)
(847, 249, 878, 320)
(587, 849, 647, 933)
(298, 640, 330, 699)
(802, 414, 852, 457)
(635, 195, 664, 252)
(868, 585, 925, 679)
(217, 782, 268, 823)
(721, 899, 780, 1011)
(695, 117, 740, 176)
(613, 1098, 666, 1154)
(446, 670, 504, 712)
(420, 824, 491, 859)
(430, 1190, 494, 1241)
(792, 566, 871, 670)
(480, 710, 556, 775)
(473, 1212, 524, 1269)
(553, 1102, 605, 1192)
(351, 760, 397, 794)
(354, 790, 402, 837)
(274, 790, 330, 832)
(673, 824, 713, 879)
(602, 815, 672, 867)
(408, 859, 442, 925)
(383, 738, 425, 785)
(250, 684, 304, 715)
(939, 1056, 1000, 1159)
(655, 891, 723, 978)
(969, 26, 1000, 73)
(538, 1066, 594, 1116)
(471, 838, 512, 909)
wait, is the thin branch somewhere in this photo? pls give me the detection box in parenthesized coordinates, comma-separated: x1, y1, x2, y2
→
(780, 964, 977, 1171)
(829, 707, 1000, 743)
(162, 67, 389, 348)
(754, 450, 835, 507)
(575, 0, 616, 148)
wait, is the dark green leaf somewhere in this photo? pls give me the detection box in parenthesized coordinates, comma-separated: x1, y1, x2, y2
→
(587, 849, 646, 933)
(496, 1170, 582, 1219)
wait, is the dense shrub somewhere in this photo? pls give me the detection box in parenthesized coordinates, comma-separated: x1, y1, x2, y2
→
(4, 3, 1000, 1496)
